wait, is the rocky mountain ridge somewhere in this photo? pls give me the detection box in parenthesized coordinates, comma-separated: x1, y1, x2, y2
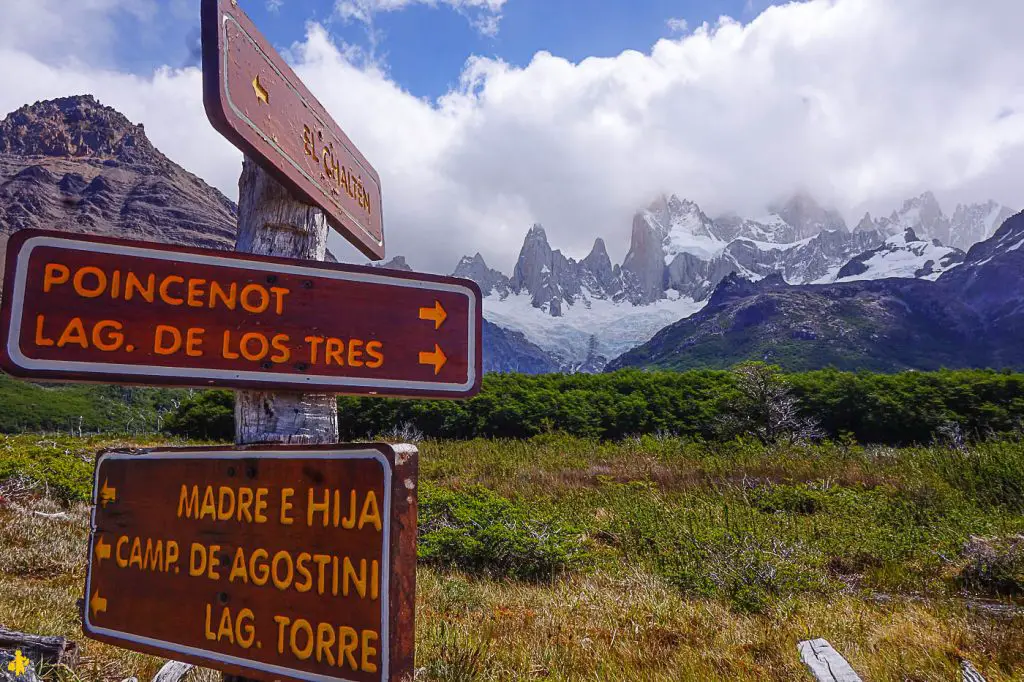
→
(435, 189, 1013, 372)
(0, 95, 238, 267)
(448, 191, 1014, 317)
(608, 209, 1024, 372)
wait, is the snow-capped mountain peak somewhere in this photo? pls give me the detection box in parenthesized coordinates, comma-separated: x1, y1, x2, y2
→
(451, 190, 1015, 374)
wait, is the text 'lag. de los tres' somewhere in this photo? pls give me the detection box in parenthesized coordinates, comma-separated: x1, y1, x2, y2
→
(0, 231, 482, 398)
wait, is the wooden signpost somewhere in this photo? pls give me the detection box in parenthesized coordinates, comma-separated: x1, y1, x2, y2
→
(0, 230, 482, 398)
(83, 445, 417, 682)
(0, 0, 461, 680)
(201, 0, 385, 260)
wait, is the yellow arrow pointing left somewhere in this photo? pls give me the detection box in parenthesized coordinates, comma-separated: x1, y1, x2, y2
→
(252, 74, 269, 104)
(90, 590, 107, 617)
(99, 479, 116, 508)
(95, 535, 111, 563)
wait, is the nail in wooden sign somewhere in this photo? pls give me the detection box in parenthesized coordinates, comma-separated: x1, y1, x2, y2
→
(83, 444, 418, 682)
(0, 230, 482, 398)
(201, 0, 385, 260)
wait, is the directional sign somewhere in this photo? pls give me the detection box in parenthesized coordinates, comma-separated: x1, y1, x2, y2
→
(201, 0, 386, 260)
(83, 444, 417, 682)
(0, 230, 482, 398)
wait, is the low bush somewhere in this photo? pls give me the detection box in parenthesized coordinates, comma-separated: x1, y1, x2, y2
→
(418, 484, 588, 580)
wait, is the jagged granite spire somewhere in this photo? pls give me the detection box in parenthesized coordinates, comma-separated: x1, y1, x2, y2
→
(452, 252, 511, 297)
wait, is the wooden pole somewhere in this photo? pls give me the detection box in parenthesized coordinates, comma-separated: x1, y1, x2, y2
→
(225, 157, 339, 682)
(232, 156, 339, 446)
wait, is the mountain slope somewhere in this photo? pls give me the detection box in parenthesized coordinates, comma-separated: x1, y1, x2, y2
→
(608, 211, 1024, 373)
(0, 95, 237, 272)
(482, 319, 559, 374)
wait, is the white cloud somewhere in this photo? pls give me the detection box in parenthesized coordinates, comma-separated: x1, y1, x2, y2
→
(267, 0, 285, 13)
(666, 17, 688, 34)
(336, 0, 507, 37)
(0, 0, 1023, 276)
(0, 0, 158, 65)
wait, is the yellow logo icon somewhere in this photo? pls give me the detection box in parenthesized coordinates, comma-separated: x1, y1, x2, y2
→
(7, 650, 30, 677)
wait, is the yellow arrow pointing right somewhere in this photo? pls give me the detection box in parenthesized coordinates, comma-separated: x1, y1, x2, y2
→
(90, 590, 107, 617)
(418, 344, 447, 375)
(418, 300, 447, 329)
(95, 535, 111, 563)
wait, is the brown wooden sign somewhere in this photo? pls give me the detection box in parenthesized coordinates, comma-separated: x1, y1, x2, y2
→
(0, 230, 482, 397)
(201, 0, 385, 260)
(83, 444, 417, 682)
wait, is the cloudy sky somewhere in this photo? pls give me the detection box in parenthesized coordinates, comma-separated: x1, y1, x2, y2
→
(0, 0, 1021, 273)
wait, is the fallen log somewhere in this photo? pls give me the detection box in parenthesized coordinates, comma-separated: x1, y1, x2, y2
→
(0, 627, 78, 668)
(798, 639, 862, 682)
(152, 661, 194, 682)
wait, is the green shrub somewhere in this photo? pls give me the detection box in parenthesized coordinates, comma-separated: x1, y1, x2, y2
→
(418, 484, 588, 580)
(749, 484, 822, 515)
(162, 391, 234, 441)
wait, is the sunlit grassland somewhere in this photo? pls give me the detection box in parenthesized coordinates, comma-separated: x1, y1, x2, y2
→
(1, 433, 1022, 681)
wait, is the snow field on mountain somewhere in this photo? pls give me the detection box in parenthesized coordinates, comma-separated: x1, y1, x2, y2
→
(483, 291, 706, 366)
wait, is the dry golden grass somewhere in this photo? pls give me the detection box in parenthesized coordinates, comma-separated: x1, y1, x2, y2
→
(0, 498, 1022, 682)
(413, 567, 1024, 681)
(2, 435, 1024, 681)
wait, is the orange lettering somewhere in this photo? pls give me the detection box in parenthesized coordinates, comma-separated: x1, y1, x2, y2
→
(326, 338, 344, 366)
(92, 320, 124, 351)
(73, 266, 106, 298)
(305, 336, 324, 364)
(240, 333, 268, 361)
(270, 287, 290, 315)
(56, 318, 88, 348)
(222, 331, 240, 360)
(365, 341, 384, 368)
(209, 281, 236, 310)
(240, 284, 269, 314)
(34, 314, 53, 347)
(154, 325, 182, 355)
(125, 272, 155, 303)
(347, 339, 365, 367)
(159, 276, 185, 305)
(270, 334, 290, 363)
(187, 279, 208, 307)
(186, 328, 204, 357)
(43, 263, 69, 292)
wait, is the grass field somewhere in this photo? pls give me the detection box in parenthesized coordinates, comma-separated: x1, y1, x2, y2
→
(1, 433, 1023, 681)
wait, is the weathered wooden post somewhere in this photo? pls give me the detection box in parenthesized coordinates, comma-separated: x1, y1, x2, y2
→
(226, 159, 338, 682)
(232, 157, 339, 446)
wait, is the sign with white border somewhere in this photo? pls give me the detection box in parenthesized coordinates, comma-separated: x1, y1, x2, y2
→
(0, 230, 482, 398)
(83, 444, 418, 682)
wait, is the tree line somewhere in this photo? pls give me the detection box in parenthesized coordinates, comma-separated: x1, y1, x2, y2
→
(160, 365, 1024, 445)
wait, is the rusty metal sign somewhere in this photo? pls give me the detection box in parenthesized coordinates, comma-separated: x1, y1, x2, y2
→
(201, 0, 385, 260)
(0, 230, 482, 398)
(83, 444, 417, 682)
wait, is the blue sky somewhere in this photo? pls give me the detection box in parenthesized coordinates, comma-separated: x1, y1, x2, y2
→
(110, 0, 776, 100)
